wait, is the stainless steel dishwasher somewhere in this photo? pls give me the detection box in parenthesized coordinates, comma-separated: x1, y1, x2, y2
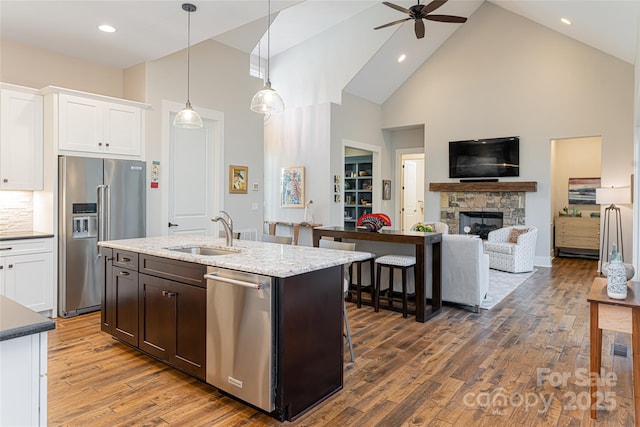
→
(204, 266, 274, 412)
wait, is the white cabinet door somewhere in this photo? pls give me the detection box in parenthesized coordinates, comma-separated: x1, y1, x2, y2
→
(58, 93, 142, 156)
(0, 238, 54, 314)
(58, 93, 103, 153)
(104, 102, 141, 156)
(0, 89, 43, 190)
(0, 333, 47, 427)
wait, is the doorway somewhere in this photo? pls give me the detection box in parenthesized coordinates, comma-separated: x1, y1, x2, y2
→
(400, 153, 425, 231)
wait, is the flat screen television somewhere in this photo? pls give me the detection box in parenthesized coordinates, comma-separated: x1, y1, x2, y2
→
(449, 136, 519, 179)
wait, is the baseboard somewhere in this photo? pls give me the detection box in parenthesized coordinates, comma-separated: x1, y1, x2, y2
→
(534, 255, 552, 268)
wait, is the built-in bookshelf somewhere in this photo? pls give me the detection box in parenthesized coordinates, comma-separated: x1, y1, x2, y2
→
(344, 155, 373, 227)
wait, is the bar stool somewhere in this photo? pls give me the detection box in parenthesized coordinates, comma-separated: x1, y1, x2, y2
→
(318, 239, 358, 362)
(350, 257, 375, 308)
(374, 255, 416, 318)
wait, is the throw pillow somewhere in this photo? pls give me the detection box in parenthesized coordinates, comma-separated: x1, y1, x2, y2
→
(508, 228, 529, 243)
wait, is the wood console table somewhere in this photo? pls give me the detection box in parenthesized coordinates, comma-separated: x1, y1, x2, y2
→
(313, 226, 442, 323)
(588, 277, 640, 421)
(265, 221, 321, 245)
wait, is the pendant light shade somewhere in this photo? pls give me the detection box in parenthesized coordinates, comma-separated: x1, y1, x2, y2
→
(251, 0, 284, 114)
(174, 3, 203, 129)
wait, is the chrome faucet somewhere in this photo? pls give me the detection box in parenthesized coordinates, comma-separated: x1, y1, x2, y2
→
(212, 210, 234, 246)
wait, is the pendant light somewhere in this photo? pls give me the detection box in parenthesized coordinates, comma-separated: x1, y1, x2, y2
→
(250, 0, 284, 114)
(174, 3, 203, 128)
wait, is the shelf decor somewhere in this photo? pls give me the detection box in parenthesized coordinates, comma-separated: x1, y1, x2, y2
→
(281, 166, 304, 207)
(229, 165, 248, 194)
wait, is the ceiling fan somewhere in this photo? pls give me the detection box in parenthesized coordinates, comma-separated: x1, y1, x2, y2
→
(374, 0, 467, 39)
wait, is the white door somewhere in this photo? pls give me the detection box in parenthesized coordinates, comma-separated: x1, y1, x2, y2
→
(168, 118, 215, 236)
(401, 155, 425, 231)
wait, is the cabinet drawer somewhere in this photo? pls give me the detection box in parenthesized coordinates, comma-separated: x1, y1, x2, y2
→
(113, 249, 138, 270)
(0, 238, 53, 256)
(139, 254, 206, 288)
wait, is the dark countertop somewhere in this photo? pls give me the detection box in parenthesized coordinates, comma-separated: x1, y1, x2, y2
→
(0, 231, 54, 241)
(0, 296, 55, 341)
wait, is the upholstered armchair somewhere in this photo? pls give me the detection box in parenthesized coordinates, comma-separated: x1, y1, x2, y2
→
(484, 226, 538, 273)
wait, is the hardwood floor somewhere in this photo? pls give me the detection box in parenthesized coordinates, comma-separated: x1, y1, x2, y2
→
(48, 258, 633, 426)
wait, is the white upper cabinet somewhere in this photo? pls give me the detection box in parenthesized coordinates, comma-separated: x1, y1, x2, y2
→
(58, 93, 143, 157)
(0, 87, 44, 190)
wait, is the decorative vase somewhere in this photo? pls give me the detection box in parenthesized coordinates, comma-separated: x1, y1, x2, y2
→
(607, 259, 628, 299)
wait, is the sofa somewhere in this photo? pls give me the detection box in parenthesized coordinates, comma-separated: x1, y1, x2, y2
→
(484, 226, 538, 273)
(426, 234, 490, 312)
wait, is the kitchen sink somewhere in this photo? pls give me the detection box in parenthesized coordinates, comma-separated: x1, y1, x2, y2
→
(165, 246, 237, 256)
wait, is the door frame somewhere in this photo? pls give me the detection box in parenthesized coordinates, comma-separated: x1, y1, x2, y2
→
(161, 100, 224, 236)
(395, 148, 425, 231)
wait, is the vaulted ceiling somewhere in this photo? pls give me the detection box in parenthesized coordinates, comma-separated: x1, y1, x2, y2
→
(1, 1, 638, 104)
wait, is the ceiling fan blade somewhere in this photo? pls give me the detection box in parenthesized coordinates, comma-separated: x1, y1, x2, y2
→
(415, 19, 425, 39)
(421, 0, 448, 15)
(425, 14, 467, 23)
(374, 17, 411, 30)
(382, 2, 411, 14)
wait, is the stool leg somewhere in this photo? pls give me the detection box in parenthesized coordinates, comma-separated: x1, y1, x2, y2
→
(355, 261, 362, 309)
(375, 263, 382, 312)
(344, 301, 355, 362)
(388, 266, 394, 309)
(402, 267, 408, 318)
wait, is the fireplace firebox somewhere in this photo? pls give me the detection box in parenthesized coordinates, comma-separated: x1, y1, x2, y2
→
(459, 211, 503, 239)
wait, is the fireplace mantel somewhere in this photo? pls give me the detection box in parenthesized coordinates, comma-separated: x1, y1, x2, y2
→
(429, 181, 537, 193)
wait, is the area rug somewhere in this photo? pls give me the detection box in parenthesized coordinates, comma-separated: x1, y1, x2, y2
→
(480, 269, 537, 310)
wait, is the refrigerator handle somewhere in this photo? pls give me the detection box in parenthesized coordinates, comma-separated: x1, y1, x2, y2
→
(97, 185, 111, 248)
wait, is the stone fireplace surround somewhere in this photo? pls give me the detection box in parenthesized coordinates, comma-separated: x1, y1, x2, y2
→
(439, 192, 526, 235)
(429, 181, 536, 235)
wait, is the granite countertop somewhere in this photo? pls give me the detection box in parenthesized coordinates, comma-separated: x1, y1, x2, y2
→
(0, 231, 55, 241)
(0, 296, 55, 341)
(99, 235, 373, 278)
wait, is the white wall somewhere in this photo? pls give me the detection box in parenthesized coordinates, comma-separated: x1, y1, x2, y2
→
(382, 3, 634, 265)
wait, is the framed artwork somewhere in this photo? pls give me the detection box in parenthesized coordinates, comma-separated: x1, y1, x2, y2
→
(568, 177, 600, 205)
(281, 166, 305, 207)
(229, 165, 248, 194)
(382, 180, 391, 200)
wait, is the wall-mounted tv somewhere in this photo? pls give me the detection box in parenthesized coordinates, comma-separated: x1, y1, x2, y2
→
(449, 136, 519, 179)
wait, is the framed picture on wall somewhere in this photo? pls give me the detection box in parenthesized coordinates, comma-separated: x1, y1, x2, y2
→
(281, 166, 305, 207)
(229, 165, 248, 194)
(382, 180, 391, 200)
(568, 177, 600, 204)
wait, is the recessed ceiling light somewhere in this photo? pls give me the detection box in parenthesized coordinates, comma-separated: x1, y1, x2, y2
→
(561, 18, 571, 25)
(397, 53, 406, 63)
(98, 24, 116, 33)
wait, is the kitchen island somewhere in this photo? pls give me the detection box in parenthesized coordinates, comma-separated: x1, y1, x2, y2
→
(98, 235, 371, 421)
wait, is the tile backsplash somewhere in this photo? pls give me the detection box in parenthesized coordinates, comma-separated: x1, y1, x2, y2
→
(0, 191, 33, 232)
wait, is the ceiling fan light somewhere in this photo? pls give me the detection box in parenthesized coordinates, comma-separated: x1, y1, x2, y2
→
(250, 81, 284, 114)
(174, 101, 204, 128)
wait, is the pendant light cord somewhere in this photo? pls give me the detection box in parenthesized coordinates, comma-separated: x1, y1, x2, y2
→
(266, 0, 271, 84)
(187, 8, 192, 104)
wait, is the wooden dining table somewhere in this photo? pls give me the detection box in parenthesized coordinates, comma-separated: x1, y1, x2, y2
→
(312, 226, 442, 323)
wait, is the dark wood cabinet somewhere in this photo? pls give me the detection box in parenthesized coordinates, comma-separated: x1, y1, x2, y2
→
(103, 251, 206, 379)
(138, 273, 206, 379)
(101, 248, 139, 346)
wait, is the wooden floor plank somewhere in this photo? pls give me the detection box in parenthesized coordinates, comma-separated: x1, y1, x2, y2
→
(47, 258, 636, 426)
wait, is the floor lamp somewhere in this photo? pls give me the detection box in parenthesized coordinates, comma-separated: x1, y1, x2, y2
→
(596, 186, 630, 273)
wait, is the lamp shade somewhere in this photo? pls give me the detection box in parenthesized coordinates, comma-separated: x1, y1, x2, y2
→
(595, 186, 631, 206)
(173, 101, 203, 128)
(250, 81, 284, 114)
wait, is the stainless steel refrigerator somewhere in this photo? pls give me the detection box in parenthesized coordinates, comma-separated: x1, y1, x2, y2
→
(58, 156, 146, 317)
